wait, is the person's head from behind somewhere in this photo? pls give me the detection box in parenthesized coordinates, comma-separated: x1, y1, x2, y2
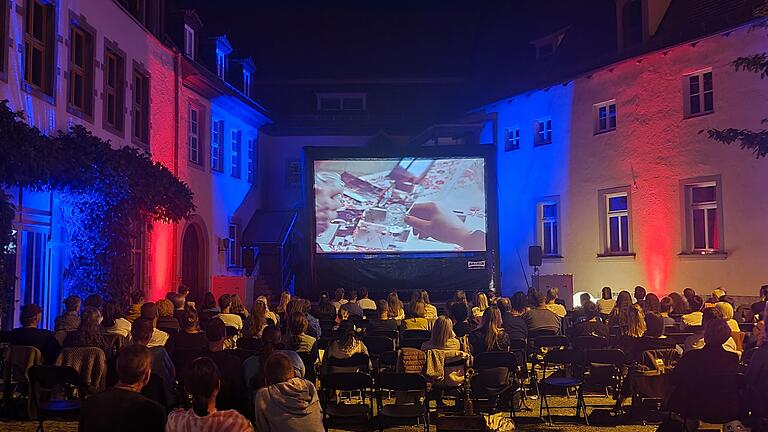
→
(84, 294, 104, 311)
(64, 295, 81, 313)
(712, 288, 726, 301)
(338, 304, 351, 321)
(545, 288, 558, 305)
(186, 357, 220, 416)
(601, 286, 612, 300)
(628, 305, 646, 337)
(288, 312, 308, 336)
(634, 286, 647, 302)
(157, 299, 174, 318)
(347, 290, 358, 302)
(140, 302, 159, 326)
(704, 318, 731, 347)
(265, 352, 295, 386)
(334, 287, 345, 302)
(701, 306, 723, 332)
(358, 286, 369, 300)
(430, 316, 454, 348)
(131, 317, 154, 346)
(387, 291, 402, 314)
(218, 294, 232, 313)
(644, 312, 665, 338)
(117, 344, 152, 388)
(130, 290, 145, 305)
(419, 290, 431, 305)
(474, 292, 488, 309)
(510, 291, 528, 313)
(230, 294, 245, 314)
(204, 318, 226, 349)
(454, 290, 467, 304)
(261, 325, 281, 348)
(615, 290, 632, 309)
(79, 306, 102, 332)
(449, 301, 469, 323)
(660, 297, 673, 315)
(376, 299, 389, 319)
(202, 292, 216, 310)
(689, 295, 704, 312)
(529, 288, 546, 307)
(582, 301, 598, 322)
(579, 293, 591, 308)
(278, 291, 291, 309)
(180, 308, 200, 332)
(496, 297, 511, 313)
(760, 284, 768, 301)
(480, 307, 502, 331)
(683, 287, 695, 300)
(409, 301, 426, 318)
(20, 304, 42, 327)
(171, 293, 185, 310)
(102, 301, 122, 327)
(715, 301, 734, 321)
(644, 293, 660, 313)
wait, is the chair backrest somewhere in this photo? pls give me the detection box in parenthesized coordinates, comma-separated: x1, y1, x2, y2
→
(669, 372, 744, 424)
(473, 351, 517, 371)
(401, 329, 431, 339)
(544, 348, 583, 367)
(507, 338, 527, 351)
(666, 332, 692, 345)
(401, 337, 429, 349)
(528, 329, 558, 340)
(534, 335, 568, 349)
(366, 330, 399, 341)
(362, 336, 396, 355)
(55, 347, 107, 392)
(572, 335, 608, 350)
(377, 372, 427, 392)
(327, 353, 370, 373)
(322, 372, 373, 391)
(584, 348, 625, 366)
(29, 365, 84, 392)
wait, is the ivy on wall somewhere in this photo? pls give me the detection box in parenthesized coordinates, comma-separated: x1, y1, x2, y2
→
(0, 100, 195, 309)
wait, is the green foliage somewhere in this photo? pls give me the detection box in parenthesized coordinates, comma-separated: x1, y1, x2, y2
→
(0, 100, 195, 307)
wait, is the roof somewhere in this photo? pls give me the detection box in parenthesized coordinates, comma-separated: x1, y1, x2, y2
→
(241, 210, 297, 246)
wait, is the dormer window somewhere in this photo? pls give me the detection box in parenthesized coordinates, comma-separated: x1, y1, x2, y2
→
(530, 28, 568, 60)
(184, 24, 195, 59)
(216, 50, 226, 79)
(243, 70, 251, 97)
(316, 93, 367, 112)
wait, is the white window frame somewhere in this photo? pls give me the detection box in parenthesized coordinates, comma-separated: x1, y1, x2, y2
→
(227, 222, 239, 267)
(598, 186, 633, 256)
(534, 118, 552, 146)
(243, 70, 251, 97)
(183, 24, 195, 59)
(188, 105, 201, 165)
(594, 100, 617, 134)
(681, 176, 724, 253)
(216, 49, 226, 79)
(231, 129, 241, 178)
(504, 127, 520, 151)
(211, 119, 223, 172)
(537, 198, 561, 257)
(683, 69, 714, 118)
(247, 137, 255, 183)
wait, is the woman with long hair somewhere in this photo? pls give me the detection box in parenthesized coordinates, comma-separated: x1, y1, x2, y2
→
(387, 291, 405, 321)
(275, 291, 291, 318)
(166, 357, 253, 432)
(243, 301, 268, 338)
(668, 292, 689, 314)
(472, 292, 489, 319)
(609, 290, 634, 330)
(644, 293, 661, 313)
(322, 321, 369, 374)
(102, 301, 131, 337)
(229, 294, 248, 319)
(419, 290, 438, 320)
(468, 307, 509, 354)
(422, 316, 461, 351)
(63, 306, 109, 354)
(454, 290, 468, 305)
(256, 296, 278, 325)
(283, 312, 317, 354)
(627, 304, 647, 337)
(402, 301, 429, 330)
(314, 291, 336, 319)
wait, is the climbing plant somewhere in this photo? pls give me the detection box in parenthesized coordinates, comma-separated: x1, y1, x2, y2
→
(0, 100, 195, 309)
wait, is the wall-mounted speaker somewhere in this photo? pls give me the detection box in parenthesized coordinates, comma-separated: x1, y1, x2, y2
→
(528, 245, 542, 267)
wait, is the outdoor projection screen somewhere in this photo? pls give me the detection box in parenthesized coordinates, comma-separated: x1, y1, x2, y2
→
(314, 157, 487, 253)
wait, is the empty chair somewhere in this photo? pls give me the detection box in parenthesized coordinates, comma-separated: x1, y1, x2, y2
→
(572, 335, 608, 351)
(529, 335, 569, 394)
(471, 351, 520, 417)
(539, 349, 589, 426)
(326, 353, 370, 374)
(29, 365, 86, 432)
(583, 349, 627, 412)
(321, 372, 374, 430)
(3, 345, 44, 418)
(376, 373, 429, 432)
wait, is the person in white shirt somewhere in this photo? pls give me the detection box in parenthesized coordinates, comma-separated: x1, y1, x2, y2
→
(356, 287, 376, 311)
(330, 287, 348, 313)
(215, 294, 243, 330)
(545, 288, 567, 318)
(596, 286, 616, 315)
(125, 301, 169, 348)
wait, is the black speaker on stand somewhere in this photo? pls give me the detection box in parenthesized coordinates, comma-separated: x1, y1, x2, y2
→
(528, 246, 542, 290)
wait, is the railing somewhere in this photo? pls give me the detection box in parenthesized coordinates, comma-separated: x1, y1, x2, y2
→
(278, 212, 298, 294)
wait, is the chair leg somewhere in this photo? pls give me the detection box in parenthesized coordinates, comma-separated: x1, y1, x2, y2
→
(579, 387, 589, 426)
(36, 419, 44, 432)
(544, 391, 553, 426)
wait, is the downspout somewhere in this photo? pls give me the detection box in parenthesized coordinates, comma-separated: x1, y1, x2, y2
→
(172, 48, 181, 287)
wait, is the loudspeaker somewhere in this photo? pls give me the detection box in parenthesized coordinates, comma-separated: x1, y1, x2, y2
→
(528, 246, 542, 267)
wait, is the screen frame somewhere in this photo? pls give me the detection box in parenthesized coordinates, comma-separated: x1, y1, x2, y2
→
(304, 145, 498, 260)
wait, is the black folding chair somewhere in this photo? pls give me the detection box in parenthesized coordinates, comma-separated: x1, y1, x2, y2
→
(321, 372, 375, 431)
(582, 349, 626, 413)
(538, 349, 589, 426)
(297, 350, 319, 384)
(471, 351, 521, 418)
(376, 373, 429, 432)
(366, 330, 400, 348)
(572, 335, 608, 351)
(401, 337, 429, 349)
(529, 335, 568, 396)
(401, 329, 431, 340)
(362, 336, 396, 374)
(666, 332, 693, 345)
(29, 365, 87, 432)
(326, 353, 370, 374)
(667, 372, 745, 432)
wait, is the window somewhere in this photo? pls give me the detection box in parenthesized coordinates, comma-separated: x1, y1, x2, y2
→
(231, 129, 241, 178)
(594, 100, 617, 134)
(534, 118, 552, 146)
(188, 105, 201, 165)
(682, 178, 723, 253)
(247, 138, 255, 183)
(243, 70, 251, 97)
(537, 200, 560, 256)
(216, 49, 226, 79)
(24, 0, 55, 96)
(183, 24, 195, 59)
(599, 187, 632, 255)
(504, 127, 520, 151)
(103, 46, 125, 133)
(132, 67, 150, 145)
(68, 23, 95, 117)
(211, 119, 224, 171)
(685, 70, 713, 117)
(227, 223, 239, 267)
(317, 93, 367, 112)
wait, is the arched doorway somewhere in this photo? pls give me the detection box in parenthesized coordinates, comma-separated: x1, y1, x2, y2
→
(181, 219, 208, 304)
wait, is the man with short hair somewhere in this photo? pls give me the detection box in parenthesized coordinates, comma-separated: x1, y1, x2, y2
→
(215, 294, 243, 330)
(137, 302, 170, 348)
(356, 287, 376, 311)
(54, 295, 81, 332)
(9, 304, 61, 364)
(131, 317, 177, 407)
(634, 286, 647, 310)
(568, 302, 609, 339)
(497, 297, 527, 341)
(79, 344, 165, 432)
(254, 352, 324, 432)
(171, 293, 186, 323)
(344, 291, 364, 317)
(681, 295, 705, 327)
(202, 318, 246, 413)
(523, 289, 561, 335)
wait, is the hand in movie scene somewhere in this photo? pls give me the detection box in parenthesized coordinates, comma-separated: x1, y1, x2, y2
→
(405, 202, 486, 251)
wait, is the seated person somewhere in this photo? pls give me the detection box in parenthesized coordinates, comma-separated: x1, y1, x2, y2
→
(131, 302, 170, 348)
(170, 308, 209, 375)
(627, 312, 678, 360)
(343, 291, 364, 318)
(401, 301, 430, 331)
(282, 312, 317, 354)
(471, 292, 489, 320)
(683, 307, 740, 355)
(750, 285, 768, 321)
(715, 301, 740, 332)
(63, 306, 110, 354)
(364, 300, 398, 333)
(79, 344, 165, 432)
(9, 304, 61, 364)
(171, 293, 187, 324)
(54, 295, 81, 332)
(322, 322, 369, 374)
(130, 317, 177, 408)
(215, 294, 243, 331)
(449, 301, 477, 338)
(356, 287, 377, 312)
(201, 318, 247, 414)
(523, 289, 561, 335)
(468, 307, 510, 354)
(500, 293, 528, 341)
(166, 357, 253, 432)
(254, 353, 324, 432)
(125, 291, 145, 322)
(681, 295, 705, 327)
(422, 316, 461, 351)
(420, 290, 438, 320)
(672, 318, 740, 386)
(746, 304, 768, 421)
(103, 301, 132, 337)
(568, 301, 609, 340)
(545, 288, 567, 318)
(156, 299, 180, 333)
(243, 326, 304, 392)
(659, 297, 676, 328)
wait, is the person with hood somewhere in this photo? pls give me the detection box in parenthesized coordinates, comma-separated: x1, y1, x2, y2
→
(254, 352, 324, 432)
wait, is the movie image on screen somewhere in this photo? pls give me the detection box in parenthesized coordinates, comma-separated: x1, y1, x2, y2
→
(314, 157, 486, 253)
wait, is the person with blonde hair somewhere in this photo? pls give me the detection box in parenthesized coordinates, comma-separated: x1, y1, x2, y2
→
(402, 301, 429, 330)
(468, 307, 509, 354)
(715, 301, 740, 332)
(243, 301, 268, 338)
(627, 304, 647, 337)
(256, 296, 279, 325)
(156, 299, 180, 332)
(421, 316, 461, 351)
(545, 288, 566, 318)
(229, 294, 248, 319)
(419, 290, 438, 320)
(275, 291, 291, 320)
(387, 291, 405, 321)
(472, 292, 489, 319)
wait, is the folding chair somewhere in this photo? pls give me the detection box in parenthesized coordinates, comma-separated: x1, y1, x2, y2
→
(529, 335, 568, 396)
(29, 365, 86, 432)
(582, 349, 626, 413)
(470, 351, 521, 419)
(376, 373, 429, 432)
(362, 336, 396, 374)
(666, 333, 692, 346)
(667, 372, 745, 432)
(538, 349, 588, 426)
(572, 335, 608, 351)
(401, 329, 431, 340)
(321, 372, 374, 431)
(326, 353, 370, 374)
